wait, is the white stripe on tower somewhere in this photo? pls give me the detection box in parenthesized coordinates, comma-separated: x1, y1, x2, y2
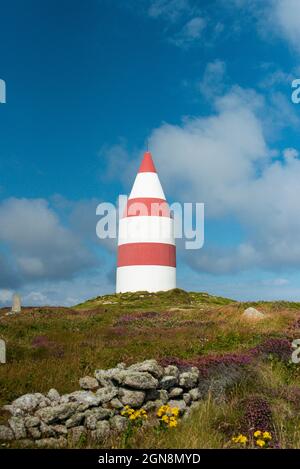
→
(129, 173, 165, 199)
(116, 151, 176, 293)
(118, 216, 175, 246)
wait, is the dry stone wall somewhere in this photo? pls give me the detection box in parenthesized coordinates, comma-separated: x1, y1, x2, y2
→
(0, 359, 231, 447)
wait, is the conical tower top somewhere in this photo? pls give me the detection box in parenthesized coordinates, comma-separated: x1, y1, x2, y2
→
(138, 151, 157, 173)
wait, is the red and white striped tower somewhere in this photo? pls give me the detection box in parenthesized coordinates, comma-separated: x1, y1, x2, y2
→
(116, 151, 176, 293)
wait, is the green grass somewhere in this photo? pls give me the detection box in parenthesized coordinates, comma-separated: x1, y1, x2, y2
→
(1, 288, 300, 448)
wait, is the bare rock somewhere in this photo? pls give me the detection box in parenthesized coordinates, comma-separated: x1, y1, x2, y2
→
(159, 389, 169, 404)
(40, 421, 56, 437)
(128, 360, 164, 379)
(51, 424, 68, 436)
(37, 397, 51, 409)
(84, 408, 112, 430)
(164, 365, 179, 378)
(118, 388, 145, 408)
(183, 393, 192, 405)
(145, 389, 160, 401)
(91, 420, 110, 441)
(122, 371, 158, 390)
(35, 437, 67, 448)
(36, 402, 78, 424)
(189, 388, 201, 401)
(94, 368, 125, 386)
(169, 387, 183, 398)
(12, 393, 45, 412)
(96, 386, 118, 403)
(8, 416, 27, 439)
(179, 371, 199, 389)
(27, 426, 41, 439)
(110, 415, 128, 432)
(24, 416, 40, 428)
(3, 404, 24, 417)
(143, 399, 163, 411)
(47, 389, 60, 402)
(167, 399, 187, 414)
(0, 425, 14, 441)
(79, 376, 99, 390)
(243, 307, 265, 320)
(65, 412, 85, 428)
(110, 398, 124, 409)
(160, 375, 178, 389)
(68, 426, 86, 445)
(62, 391, 100, 407)
(116, 362, 126, 369)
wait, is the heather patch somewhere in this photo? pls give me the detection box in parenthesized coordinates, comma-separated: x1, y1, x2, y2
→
(240, 395, 273, 434)
(31, 336, 64, 359)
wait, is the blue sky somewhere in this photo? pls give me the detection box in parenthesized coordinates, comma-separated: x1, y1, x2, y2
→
(1, 0, 300, 305)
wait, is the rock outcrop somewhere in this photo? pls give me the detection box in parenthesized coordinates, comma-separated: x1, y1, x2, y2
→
(243, 307, 265, 320)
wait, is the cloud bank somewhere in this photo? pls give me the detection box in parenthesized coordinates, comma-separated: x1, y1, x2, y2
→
(147, 79, 300, 274)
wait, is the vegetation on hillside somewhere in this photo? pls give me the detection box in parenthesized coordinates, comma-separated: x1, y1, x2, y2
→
(1, 289, 300, 448)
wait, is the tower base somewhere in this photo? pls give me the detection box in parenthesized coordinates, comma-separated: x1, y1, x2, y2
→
(116, 265, 176, 293)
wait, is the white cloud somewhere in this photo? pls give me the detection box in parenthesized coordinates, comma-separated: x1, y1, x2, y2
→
(148, 0, 192, 21)
(98, 143, 135, 187)
(231, 0, 300, 54)
(150, 86, 270, 216)
(146, 83, 300, 274)
(259, 68, 294, 89)
(283, 147, 299, 160)
(23, 291, 49, 304)
(0, 198, 97, 285)
(0, 289, 13, 304)
(198, 59, 227, 99)
(271, 0, 300, 53)
(170, 16, 206, 47)
(262, 278, 289, 286)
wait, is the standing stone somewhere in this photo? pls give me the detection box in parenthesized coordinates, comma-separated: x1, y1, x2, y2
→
(11, 293, 21, 313)
(0, 339, 6, 364)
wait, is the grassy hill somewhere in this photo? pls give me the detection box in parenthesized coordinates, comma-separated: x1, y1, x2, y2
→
(1, 288, 300, 448)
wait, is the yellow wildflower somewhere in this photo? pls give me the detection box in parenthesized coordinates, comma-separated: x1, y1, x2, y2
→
(256, 439, 266, 448)
(169, 420, 177, 428)
(232, 434, 248, 444)
(262, 431, 272, 440)
(254, 430, 262, 438)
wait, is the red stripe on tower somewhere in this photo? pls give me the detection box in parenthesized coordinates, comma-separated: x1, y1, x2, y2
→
(123, 198, 171, 218)
(118, 243, 176, 267)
